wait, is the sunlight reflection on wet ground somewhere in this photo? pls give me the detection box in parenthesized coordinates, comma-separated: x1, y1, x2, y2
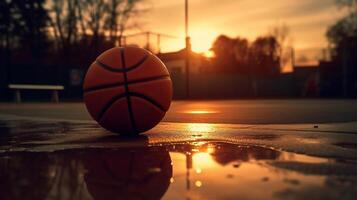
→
(1, 141, 357, 200)
(0, 143, 319, 199)
(1, 119, 357, 199)
(182, 110, 219, 114)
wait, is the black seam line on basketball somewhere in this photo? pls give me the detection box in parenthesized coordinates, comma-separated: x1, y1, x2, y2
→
(128, 92, 166, 112)
(95, 54, 149, 73)
(96, 92, 165, 124)
(83, 75, 170, 93)
(97, 93, 127, 122)
(125, 53, 149, 72)
(121, 48, 137, 132)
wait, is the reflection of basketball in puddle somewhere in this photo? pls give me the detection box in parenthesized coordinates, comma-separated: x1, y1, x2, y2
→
(83, 147, 172, 200)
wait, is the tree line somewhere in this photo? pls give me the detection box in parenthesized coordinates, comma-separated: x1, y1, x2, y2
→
(209, 0, 357, 76)
(209, 24, 291, 76)
(0, 0, 144, 68)
(0, 0, 293, 77)
(1, 0, 355, 77)
(326, 0, 357, 60)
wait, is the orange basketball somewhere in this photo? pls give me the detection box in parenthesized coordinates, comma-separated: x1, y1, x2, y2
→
(83, 47, 172, 134)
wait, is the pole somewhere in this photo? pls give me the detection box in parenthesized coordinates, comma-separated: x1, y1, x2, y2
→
(185, 0, 191, 98)
(185, 0, 188, 38)
(118, 35, 122, 46)
(146, 31, 150, 51)
(342, 41, 348, 97)
(157, 34, 161, 54)
(123, 36, 126, 46)
(291, 47, 295, 69)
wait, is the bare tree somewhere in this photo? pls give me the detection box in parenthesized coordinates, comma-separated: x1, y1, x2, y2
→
(0, 0, 14, 64)
(105, 0, 146, 45)
(249, 36, 280, 75)
(269, 23, 292, 71)
(46, 0, 146, 67)
(49, 0, 78, 51)
(49, 0, 145, 48)
(77, 0, 108, 50)
(327, 0, 357, 48)
(336, 0, 357, 31)
(106, 0, 123, 44)
(233, 37, 249, 66)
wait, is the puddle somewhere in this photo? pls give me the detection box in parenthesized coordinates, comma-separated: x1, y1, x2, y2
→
(0, 142, 356, 200)
(1, 119, 357, 199)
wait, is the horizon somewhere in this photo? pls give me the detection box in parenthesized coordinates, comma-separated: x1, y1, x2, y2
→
(138, 0, 345, 63)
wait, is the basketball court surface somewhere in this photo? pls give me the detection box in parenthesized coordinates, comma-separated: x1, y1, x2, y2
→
(1, 99, 357, 199)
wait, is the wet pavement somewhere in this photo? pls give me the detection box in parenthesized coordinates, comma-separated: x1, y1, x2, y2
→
(1, 115, 357, 200)
(4, 142, 357, 200)
(2, 99, 357, 124)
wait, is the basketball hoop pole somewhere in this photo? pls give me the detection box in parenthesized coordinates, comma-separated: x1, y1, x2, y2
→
(185, 0, 191, 99)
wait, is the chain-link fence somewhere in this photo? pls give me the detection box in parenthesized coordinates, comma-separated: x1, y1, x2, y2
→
(121, 32, 185, 54)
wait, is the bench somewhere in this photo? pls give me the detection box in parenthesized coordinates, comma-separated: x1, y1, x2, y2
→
(8, 84, 64, 103)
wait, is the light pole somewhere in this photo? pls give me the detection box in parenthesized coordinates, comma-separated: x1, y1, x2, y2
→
(185, 0, 191, 98)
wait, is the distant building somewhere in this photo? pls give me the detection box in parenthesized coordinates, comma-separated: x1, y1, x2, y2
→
(293, 65, 319, 97)
(156, 48, 210, 98)
(157, 48, 209, 75)
(318, 61, 343, 97)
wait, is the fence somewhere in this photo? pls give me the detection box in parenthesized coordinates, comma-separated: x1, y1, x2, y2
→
(171, 73, 295, 99)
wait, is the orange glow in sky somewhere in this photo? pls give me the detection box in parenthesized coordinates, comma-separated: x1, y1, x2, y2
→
(138, 0, 345, 60)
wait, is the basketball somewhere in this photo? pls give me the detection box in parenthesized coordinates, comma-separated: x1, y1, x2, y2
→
(83, 47, 172, 134)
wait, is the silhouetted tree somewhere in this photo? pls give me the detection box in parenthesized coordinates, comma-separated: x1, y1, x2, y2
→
(211, 35, 250, 73)
(13, 0, 50, 60)
(0, 0, 147, 97)
(211, 34, 280, 75)
(324, 0, 357, 97)
(269, 23, 292, 71)
(0, 0, 14, 87)
(49, 0, 80, 62)
(327, 0, 357, 52)
(233, 37, 249, 71)
(48, 0, 145, 64)
(211, 35, 236, 72)
(249, 36, 280, 76)
(0, 0, 13, 64)
(0, 0, 49, 61)
(78, 0, 108, 56)
(105, 0, 145, 45)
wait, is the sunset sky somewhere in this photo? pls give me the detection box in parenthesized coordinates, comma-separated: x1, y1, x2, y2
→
(131, 0, 345, 61)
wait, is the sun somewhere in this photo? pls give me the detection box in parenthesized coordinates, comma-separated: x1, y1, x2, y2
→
(203, 51, 214, 57)
(154, 26, 217, 57)
(190, 26, 217, 57)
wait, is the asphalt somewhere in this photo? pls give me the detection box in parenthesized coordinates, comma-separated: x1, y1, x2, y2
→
(1, 100, 357, 200)
(1, 99, 357, 124)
